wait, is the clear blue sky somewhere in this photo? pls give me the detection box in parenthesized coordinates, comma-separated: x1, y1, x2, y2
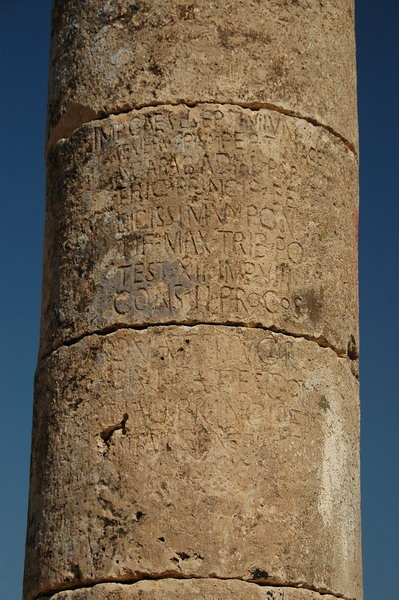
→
(0, 2, 397, 599)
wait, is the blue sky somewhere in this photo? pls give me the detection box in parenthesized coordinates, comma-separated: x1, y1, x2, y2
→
(0, 1, 398, 598)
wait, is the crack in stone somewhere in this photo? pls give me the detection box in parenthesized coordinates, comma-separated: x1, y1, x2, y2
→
(34, 574, 354, 600)
(40, 320, 350, 362)
(47, 99, 356, 156)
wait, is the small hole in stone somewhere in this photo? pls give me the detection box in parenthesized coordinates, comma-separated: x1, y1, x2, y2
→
(135, 511, 145, 521)
(185, 339, 190, 344)
(101, 547, 105, 552)
(160, 356, 164, 360)
(158, 537, 165, 542)
(251, 568, 270, 580)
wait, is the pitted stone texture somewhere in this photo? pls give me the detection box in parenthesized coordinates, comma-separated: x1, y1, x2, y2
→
(48, 0, 357, 151)
(26, 327, 361, 600)
(36, 579, 344, 600)
(41, 104, 358, 357)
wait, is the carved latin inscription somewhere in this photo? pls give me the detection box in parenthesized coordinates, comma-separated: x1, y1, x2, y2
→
(42, 105, 358, 355)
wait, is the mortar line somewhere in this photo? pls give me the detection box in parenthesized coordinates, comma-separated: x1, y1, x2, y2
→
(33, 574, 353, 600)
(39, 320, 350, 362)
(48, 99, 356, 156)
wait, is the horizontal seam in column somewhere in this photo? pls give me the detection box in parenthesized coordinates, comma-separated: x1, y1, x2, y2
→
(48, 100, 357, 156)
(40, 321, 349, 362)
(33, 575, 353, 600)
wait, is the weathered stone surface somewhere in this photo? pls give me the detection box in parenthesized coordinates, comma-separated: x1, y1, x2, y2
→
(36, 579, 343, 600)
(26, 326, 361, 600)
(26, 3, 362, 600)
(48, 0, 357, 151)
(41, 104, 358, 358)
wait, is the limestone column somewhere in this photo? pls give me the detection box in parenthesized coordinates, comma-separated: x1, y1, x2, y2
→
(24, 2, 362, 600)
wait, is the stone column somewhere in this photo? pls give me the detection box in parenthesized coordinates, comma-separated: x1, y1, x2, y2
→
(24, 2, 362, 600)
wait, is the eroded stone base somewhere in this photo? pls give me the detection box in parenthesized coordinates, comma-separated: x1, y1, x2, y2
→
(25, 326, 361, 600)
